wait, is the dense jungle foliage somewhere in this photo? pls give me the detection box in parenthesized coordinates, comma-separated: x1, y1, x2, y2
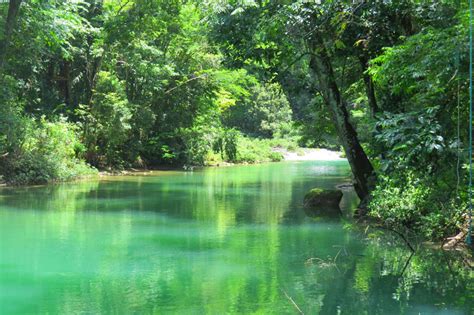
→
(0, 0, 471, 241)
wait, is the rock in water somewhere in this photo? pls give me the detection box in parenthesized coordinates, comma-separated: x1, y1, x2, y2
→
(304, 188, 343, 209)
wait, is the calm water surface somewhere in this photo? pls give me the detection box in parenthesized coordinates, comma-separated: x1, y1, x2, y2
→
(0, 161, 472, 314)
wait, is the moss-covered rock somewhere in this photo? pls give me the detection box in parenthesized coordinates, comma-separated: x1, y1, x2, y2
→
(304, 188, 343, 209)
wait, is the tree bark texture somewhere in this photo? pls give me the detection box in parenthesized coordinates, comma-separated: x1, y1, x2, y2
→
(309, 47, 375, 202)
(0, 0, 23, 71)
(359, 55, 379, 117)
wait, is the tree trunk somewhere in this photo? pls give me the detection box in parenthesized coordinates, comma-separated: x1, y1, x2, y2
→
(58, 60, 72, 107)
(0, 0, 23, 71)
(309, 48, 375, 203)
(359, 55, 378, 117)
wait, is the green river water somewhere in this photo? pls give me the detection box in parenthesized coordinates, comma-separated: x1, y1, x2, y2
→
(0, 161, 472, 314)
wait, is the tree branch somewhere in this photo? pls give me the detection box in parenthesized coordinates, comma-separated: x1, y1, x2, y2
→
(164, 73, 208, 95)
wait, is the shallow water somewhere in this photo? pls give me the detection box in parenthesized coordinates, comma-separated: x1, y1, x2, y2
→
(0, 161, 472, 314)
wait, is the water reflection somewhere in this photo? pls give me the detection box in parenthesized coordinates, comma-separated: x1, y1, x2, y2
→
(0, 161, 472, 314)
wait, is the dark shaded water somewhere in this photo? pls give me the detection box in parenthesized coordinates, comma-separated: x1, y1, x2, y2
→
(0, 161, 472, 314)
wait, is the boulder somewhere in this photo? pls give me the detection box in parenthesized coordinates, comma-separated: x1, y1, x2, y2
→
(303, 188, 343, 218)
(303, 188, 343, 209)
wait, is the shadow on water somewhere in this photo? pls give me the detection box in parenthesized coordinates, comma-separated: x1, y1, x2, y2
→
(0, 161, 472, 314)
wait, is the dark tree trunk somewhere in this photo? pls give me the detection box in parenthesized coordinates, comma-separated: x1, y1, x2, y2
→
(59, 60, 72, 107)
(83, 0, 104, 105)
(359, 55, 378, 117)
(0, 0, 22, 71)
(309, 47, 375, 202)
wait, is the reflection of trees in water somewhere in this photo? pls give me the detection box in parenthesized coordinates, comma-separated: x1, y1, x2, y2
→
(0, 181, 100, 211)
(1, 163, 472, 314)
(0, 181, 101, 242)
(294, 241, 473, 314)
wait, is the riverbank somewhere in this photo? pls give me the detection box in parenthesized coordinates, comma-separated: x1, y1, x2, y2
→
(276, 148, 344, 161)
(0, 146, 344, 184)
(97, 148, 345, 176)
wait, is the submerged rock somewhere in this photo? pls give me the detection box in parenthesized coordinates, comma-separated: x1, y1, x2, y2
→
(303, 188, 343, 217)
(304, 188, 343, 207)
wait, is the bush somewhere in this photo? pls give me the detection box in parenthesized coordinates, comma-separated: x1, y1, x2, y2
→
(223, 129, 239, 162)
(1, 118, 97, 185)
(367, 103, 466, 239)
(234, 136, 266, 163)
(232, 136, 288, 164)
(368, 173, 464, 240)
(268, 151, 284, 162)
(179, 125, 215, 166)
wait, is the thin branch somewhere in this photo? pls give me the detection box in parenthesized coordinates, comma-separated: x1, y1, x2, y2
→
(378, 225, 416, 253)
(399, 251, 414, 277)
(281, 289, 304, 315)
(333, 248, 342, 264)
(164, 74, 208, 95)
(275, 52, 312, 80)
(116, 0, 131, 16)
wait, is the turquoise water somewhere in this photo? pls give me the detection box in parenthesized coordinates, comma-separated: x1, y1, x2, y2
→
(0, 161, 472, 314)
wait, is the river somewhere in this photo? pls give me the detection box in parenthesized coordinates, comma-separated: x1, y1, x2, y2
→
(0, 161, 472, 314)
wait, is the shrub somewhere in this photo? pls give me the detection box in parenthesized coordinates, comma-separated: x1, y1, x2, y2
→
(1, 118, 97, 185)
(179, 125, 215, 166)
(368, 173, 464, 240)
(223, 129, 239, 162)
(232, 136, 288, 163)
(268, 151, 284, 162)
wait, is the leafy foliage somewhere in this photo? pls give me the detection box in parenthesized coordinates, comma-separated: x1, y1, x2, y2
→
(369, 173, 464, 240)
(1, 118, 96, 185)
(77, 71, 133, 168)
(0, 0, 471, 241)
(366, 12, 469, 239)
(223, 83, 292, 138)
(374, 107, 448, 172)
